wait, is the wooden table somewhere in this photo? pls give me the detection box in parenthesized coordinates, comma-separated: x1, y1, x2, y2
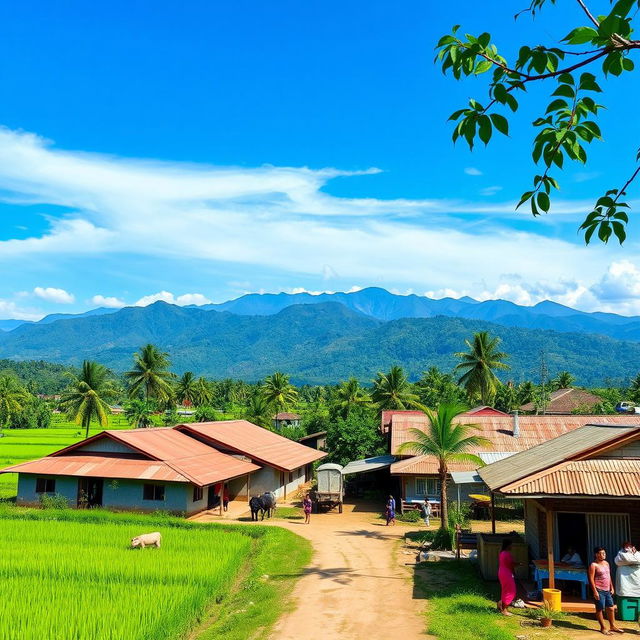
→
(533, 560, 588, 600)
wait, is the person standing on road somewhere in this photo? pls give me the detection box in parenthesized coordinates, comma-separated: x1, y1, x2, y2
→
(497, 539, 518, 616)
(615, 541, 640, 599)
(303, 493, 312, 524)
(421, 499, 431, 527)
(589, 546, 623, 635)
(385, 495, 396, 526)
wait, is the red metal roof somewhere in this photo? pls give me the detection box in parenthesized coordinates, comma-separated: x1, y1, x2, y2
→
(500, 458, 640, 497)
(390, 456, 477, 476)
(176, 420, 326, 471)
(464, 406, 510, 416)
(519, 388, 602, 414)
(3, 428, 260, 486)
(389, 413, 640, 457)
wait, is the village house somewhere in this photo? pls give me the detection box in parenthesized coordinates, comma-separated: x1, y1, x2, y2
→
(479, 422, 640, 604)
(1, 420, 325, 514)
(382, 410, 640, 512)
(272, 412, 301, 430)
(519, 387, 602, 415)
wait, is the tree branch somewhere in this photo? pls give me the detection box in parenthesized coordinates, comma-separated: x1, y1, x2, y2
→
(575, 0, 600, 29)
(614, 165, 640, 203)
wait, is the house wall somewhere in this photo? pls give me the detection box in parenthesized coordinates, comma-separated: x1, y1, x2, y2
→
(523, 500, 540, 558)
(604, 441, 640, 457)
(283, 466, 306, 498)
(17, 474, 78, 506)
(75, 439, 135, 454)
(401, 474, 487, 503)
(229, 475, 249, 501)
(184, 484, 208, 515)
(249, 466, 281, 496)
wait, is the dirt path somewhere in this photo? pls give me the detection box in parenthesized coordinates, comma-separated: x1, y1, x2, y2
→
(265, 506, 427, 640)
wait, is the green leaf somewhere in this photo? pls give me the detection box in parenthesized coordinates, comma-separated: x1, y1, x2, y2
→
(475, 60, 493, 74)
(504, 93, 518, 112)
(598, 221, 612, 243)
(612, 221, 627, 245)
(562, 26, 598, 45)
(584, 223, 596, 245)
(516, 191, 533, 209)
(545, 99, 569, 114)
(537, 191, 550, 213)
(478, 115, 492, 144)
(623, 57, 635, 72)
(612, 0, 636, 18)
(489, 113, 509, 136)
(493, 83, 508, 103)
(552, 84, 575, 98)
(557, 72, 574, 85)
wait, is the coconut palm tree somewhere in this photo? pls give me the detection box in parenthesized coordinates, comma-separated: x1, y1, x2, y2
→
(455, 331, 510, 405)
(243, 393, 273, 429)
(194, 377, 213, 407)
(371, 365, 420, 411)
(334, 377, 371, 418)
(60, 361, 114, 438)
(125, 344, 174, 402)
(0, 375, 29, 428)
(397, 403, 491, 531)
(261, 372, 298, 418)
(552, 370, 575, 390)
(175, 371, 198, 406)
(124, 399, 154, 428)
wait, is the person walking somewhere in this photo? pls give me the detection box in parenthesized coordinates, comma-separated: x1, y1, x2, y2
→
(303, 493, 312, 525)
(589, 546, 624, 635)
(497, 539, 518, 616)
(421, 499, 432, 527)
(222, 485, 230, 512)
(385, 495, 396, 526)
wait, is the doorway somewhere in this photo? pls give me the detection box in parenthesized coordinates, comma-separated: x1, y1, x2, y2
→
(556, 512, 588, 567)
(77, 478, 104, 508)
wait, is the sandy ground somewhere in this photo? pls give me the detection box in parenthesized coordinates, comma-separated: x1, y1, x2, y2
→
(194, 500, 429, 639)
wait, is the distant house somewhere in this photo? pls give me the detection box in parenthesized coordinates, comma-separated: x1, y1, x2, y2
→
(175, 420, 325, 499)
(519, 388, 601, 415)
(1, 420, 326, 514)
(464, 406, 510, 417)
(298, 430, 327, 451)
(384, 410, 640, 509)
(272, 412, 301, 430)
(479, 422, 640, 592)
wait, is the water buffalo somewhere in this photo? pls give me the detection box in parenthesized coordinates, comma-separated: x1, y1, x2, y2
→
(249, 492, 277, 521)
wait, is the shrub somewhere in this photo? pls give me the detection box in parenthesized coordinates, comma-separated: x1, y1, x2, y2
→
(448, 502, 471, 528)
(431, 527, 455, 550)
(526, 603, 565, 621)
(39, 493, 69, 509)
(396, 509, 422, 523)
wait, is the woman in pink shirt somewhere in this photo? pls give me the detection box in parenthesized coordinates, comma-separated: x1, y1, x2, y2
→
(497, 539, 518, 615)
(588, 547, 623, 635)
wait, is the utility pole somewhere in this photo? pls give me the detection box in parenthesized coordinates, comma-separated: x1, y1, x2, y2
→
(540, 350, 548, 416)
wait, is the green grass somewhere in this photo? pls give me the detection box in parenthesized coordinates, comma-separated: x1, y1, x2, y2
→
(0, 505, 311, 640)
(272, 506, 304, 520)
(0, 415, 134, 500)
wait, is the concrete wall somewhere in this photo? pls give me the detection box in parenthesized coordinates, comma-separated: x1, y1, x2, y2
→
(184, 484, 208, 515)
(17, 474, 78, 506)
(283, 466, 306, 498)
(524, 500, 540, 558)
(401, 474, 487, 503)
(249, 466, 281, 496)
(228, 475, 249, 501)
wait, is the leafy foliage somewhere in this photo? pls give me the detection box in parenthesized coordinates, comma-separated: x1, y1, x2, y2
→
(124, 399, 155, 428)
(437, 0, 640, 243)
(371, 365, 420, 411)
(325, 406, 386, 467)
(125, 343, 175, 403)
(0, 375, 29, 428)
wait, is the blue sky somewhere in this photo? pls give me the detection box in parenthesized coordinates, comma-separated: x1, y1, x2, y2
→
(0, 0, 639, 319)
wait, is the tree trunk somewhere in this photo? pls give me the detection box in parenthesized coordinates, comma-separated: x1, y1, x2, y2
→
(84, 414, 91, 439)
(439, 461, 448, 531)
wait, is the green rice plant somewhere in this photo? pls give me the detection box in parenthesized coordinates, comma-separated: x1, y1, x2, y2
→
(0, 507, 253, 640)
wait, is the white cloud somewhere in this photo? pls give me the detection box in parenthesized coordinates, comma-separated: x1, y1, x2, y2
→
(91, 295, 125, 308)
(33, 286, 75, 304)
(480, 185, 503, 196)
(464, 167, 483, 176)
(0, 126, 639, 317)
(134, 291, 211, 307)
(0, 299, 42, 321)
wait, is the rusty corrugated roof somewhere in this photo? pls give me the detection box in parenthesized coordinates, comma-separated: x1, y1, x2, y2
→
(500, 458, 640, 497)
(390, 456, 477, 476)
(2, 428, 260, 486)
(176, 420, 326, 471)
(479, 423, 640, 492)
(390, 413, 640, 456)
(519, 388, 602, 413)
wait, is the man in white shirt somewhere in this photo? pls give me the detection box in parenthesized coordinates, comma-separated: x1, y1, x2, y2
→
(615, 541, 640, 598)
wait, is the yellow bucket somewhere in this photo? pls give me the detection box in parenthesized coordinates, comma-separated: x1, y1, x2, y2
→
(543, 588, 562, 611)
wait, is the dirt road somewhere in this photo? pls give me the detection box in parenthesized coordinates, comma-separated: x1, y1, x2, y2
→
(266, 505, 427, 640)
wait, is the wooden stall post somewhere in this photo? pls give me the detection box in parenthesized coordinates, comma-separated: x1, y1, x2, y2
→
(546, 507, 555, 588)
(490, 492, 496, 534)
(220, 482, 224, 516)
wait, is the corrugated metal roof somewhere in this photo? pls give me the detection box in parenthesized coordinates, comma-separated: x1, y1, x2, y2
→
(1, 455, 187, 483)
(450, 471, 484, 485)
(500, 458, 640, 497)
(3, 428, 261, 486)
(519, 388, 601, 413)
(479, 423, 640, 491)
(390, 455, 476, 476)
(175, 420, 326, 471)
(478, 452, 516, 464)
(390, 413, 640, 457)
(342, 455, 395, 475)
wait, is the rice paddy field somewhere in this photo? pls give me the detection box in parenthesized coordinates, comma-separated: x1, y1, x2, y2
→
(0, 415, 131, 499)
(0, 506, 311, 640)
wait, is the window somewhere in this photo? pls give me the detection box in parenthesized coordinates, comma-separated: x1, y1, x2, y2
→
(288, 472, 293, 483)
(415, 477, 439, 497)
(193, 486, 203, 502)
(35, 477, 55, 494)
(143, 484, 165, 501)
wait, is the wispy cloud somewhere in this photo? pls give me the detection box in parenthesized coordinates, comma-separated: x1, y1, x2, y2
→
(464, 167, 483, 176)
(91, 295, 125, 308)
(479, 185, 503, 196)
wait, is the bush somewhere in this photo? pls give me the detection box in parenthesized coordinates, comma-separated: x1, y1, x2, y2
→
(431, 527, 455, 550)
(448, 502, 471, 528)
(39, 493, 69, 509)
(526, 604, 565, 621)
(396, 509, 422, 523)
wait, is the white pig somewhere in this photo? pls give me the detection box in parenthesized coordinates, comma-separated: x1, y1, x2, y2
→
(131, 532, 162, 548)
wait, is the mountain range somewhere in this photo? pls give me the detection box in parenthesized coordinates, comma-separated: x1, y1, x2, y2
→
(4, 287, 640, 342)
(0, 299, 638, 386)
